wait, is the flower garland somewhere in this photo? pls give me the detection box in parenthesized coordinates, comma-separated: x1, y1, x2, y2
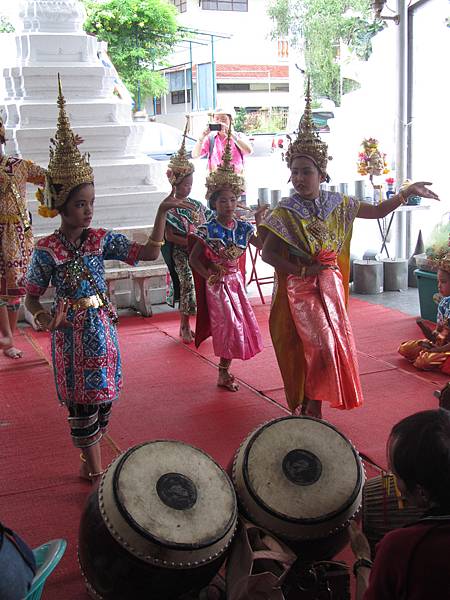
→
(357, 138, 389, 178)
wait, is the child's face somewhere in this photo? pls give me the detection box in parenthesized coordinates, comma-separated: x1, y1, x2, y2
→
(438, 269, 450, 297)
(290, 156, 324, 200)
(61, 184, 95, 228)
(214, 187, 238, 221)
(175, 173, 193, 199)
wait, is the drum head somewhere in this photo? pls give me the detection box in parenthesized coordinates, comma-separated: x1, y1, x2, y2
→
(242, 417, 362, 523)
(113, 441, 236, 549)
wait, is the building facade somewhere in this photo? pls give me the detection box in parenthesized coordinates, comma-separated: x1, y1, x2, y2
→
(149, 0, 290, 133)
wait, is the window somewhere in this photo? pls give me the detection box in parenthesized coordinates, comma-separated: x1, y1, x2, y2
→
(202, 1, 248, 11)
(171, 90, 191, 105)
(217, 83, 250, 92)
(170, 0, 187, 12)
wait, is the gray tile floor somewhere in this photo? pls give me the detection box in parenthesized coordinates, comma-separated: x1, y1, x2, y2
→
(350, 286, 420, 317)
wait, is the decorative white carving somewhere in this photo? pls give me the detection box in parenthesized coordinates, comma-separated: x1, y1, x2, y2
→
(19, 0, 87, 34)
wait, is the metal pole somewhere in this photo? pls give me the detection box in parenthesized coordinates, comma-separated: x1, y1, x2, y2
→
(268, 71, 272, 123)
(189, 41, 194, 111)
(184, 67, 188, 113)
(395, 0, 408, 258)
(211, 34, 217, 110)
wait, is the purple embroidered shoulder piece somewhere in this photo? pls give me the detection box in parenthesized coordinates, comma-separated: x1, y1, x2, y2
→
(279, 190, 344, 221)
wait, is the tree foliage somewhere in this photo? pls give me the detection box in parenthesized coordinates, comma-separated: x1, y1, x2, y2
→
(267, 0, 384, 104)
(0, 16, 15, 33)
(82, 0, 182, 106)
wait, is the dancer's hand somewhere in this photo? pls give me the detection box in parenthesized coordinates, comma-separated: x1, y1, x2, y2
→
(306, 264, 336, 276)
(349, 520, 371, 561)
(74, 134, 84, 146)
(403, 182, 439, 201)
(158, 187, 191, 212)
(46, 299, 72, 331)
(254, 204, 269, 225)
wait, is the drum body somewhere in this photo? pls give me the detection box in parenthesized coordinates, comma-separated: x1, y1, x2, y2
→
(362, 474, 423, 555)
(232, 417, 364, 561)
(79, 441, 237, 599)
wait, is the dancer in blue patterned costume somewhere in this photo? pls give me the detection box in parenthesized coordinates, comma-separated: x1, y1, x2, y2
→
(24, 76, 188, 482)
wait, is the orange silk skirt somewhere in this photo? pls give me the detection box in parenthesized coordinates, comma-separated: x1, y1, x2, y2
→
(286, 268, 363, 409)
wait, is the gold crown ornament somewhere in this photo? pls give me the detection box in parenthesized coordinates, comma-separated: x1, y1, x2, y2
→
(285, 77, 331, 176)
(36, 74, 94, 218)
(205, 124, 245, 200)
(166, 117, 195, 186)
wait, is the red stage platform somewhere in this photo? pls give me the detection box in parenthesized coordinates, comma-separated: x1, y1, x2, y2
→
(0, 297, 446, 599)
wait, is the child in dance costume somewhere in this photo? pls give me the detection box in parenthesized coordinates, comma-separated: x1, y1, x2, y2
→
(189, 129, 267, 391)
(163, 121, 213, 344)
(398, 255, 450, 374)
(24, 77, 188, 482)
(0, 115, 46, 359)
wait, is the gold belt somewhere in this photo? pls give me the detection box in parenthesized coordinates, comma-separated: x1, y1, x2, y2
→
(68, 294, 104, 311)
(0, 214, 21, 224)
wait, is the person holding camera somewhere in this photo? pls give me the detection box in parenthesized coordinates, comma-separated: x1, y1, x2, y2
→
(191, 109, 252, 175)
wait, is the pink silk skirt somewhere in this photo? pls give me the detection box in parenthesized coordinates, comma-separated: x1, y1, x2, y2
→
(286, 268, 363, 409)
(205, 270, 263, 360)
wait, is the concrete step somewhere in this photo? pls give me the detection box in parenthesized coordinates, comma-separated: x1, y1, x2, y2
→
(10, 99, 132, 128)
(28, 188, 167, 235)
(3, 63, 112, 100)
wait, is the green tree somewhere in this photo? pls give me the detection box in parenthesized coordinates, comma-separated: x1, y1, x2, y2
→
(82, 0, 182, 107)
(0, 16, 15, 33)
(268, 0, 383, 105)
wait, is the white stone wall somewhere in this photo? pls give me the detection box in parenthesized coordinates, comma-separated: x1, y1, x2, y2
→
(1, 0, 166, 236)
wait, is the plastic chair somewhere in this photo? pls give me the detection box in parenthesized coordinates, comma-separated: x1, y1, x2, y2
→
(23, 539, 67, 600)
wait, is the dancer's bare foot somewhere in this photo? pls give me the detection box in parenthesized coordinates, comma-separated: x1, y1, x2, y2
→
(217, 367, 240, 392)
(179, 324, 194, 344)
(3, 346, 23, 359)
(300, 399, 322, 419)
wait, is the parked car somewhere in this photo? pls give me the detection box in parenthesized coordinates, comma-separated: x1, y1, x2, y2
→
(139, 122, 196, 161)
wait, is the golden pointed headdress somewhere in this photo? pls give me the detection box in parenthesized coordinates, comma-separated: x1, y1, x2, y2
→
(285, 77, 331, 176)
(36, 74, 94, 217)
(205, 124, 245, 200)
(166, 117, 195, 186)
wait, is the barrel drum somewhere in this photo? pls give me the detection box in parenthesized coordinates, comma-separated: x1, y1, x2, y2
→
(79, 441, 237, 599)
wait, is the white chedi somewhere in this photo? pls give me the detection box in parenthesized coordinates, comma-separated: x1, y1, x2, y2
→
(19, 0, 87, 33)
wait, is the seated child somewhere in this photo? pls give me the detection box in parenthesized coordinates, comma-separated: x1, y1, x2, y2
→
(398, 256, 450, 374)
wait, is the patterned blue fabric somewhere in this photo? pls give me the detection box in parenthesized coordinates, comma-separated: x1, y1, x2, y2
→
(25, 229, 139, 405)
(196, 218, 254, 250)
(437, 295, 450, 327)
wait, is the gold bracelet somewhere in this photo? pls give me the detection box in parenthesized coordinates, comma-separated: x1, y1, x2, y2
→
(398, 191, 408, 205)
(147, 237, 165, 247)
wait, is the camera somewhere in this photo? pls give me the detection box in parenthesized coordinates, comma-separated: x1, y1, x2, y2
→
(209, 123, 222, 132)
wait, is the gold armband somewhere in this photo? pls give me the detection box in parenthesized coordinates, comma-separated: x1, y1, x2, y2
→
(299, 266, 307, 279)
(147, 237, 165, 247)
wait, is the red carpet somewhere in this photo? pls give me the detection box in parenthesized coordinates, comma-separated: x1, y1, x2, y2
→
(0, 297, 447, 599)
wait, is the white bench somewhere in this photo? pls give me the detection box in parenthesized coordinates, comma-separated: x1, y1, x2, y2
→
(28, 226, 169, 319)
